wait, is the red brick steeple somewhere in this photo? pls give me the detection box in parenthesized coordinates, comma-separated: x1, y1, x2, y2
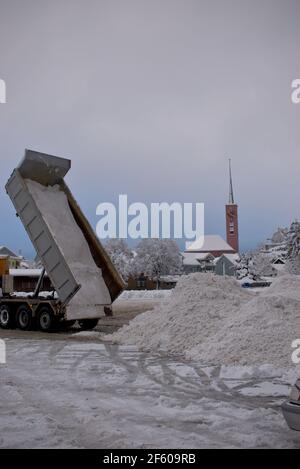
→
(225, 159, 239, 253)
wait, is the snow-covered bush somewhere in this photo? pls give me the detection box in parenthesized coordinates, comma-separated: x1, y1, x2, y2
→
(104, 239, 134, 280)
(133, 239, 182, 284)
(286, 220, 300, 274)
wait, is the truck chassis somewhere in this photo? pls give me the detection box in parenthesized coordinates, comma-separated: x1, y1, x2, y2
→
(0, 296, 66, 332)
(0, 297, 100, 332)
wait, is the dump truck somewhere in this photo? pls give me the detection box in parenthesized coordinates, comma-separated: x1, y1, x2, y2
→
(0, 150, 125, 332)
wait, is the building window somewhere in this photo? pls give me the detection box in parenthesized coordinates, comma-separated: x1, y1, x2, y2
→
(137, 278, 146, 288)
(229, 221, 235, 234)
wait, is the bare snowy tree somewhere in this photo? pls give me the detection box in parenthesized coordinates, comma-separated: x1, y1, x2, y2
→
(236, 251, 275, 280)
(286, 220, 300, 274)
(271, 227, 288, 244)
(251, 252, 276, 277)
(133, 239, 182, 286)
(286, 220, 300, 258)
(235, 253, 259, 281)
(235, 254, 249, 280)
(104, 239, 134, 281)
(237, 224, 297, 280)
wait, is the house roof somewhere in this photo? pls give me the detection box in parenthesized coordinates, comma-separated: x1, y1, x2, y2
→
(9, 268, 45, 277)
(185, 235, 235, 253)
(182, 252, 215, 266)
(222, 253, 240, 262)
(214, 253, 240, 265)
(0, 246, 20, 258)
(272, 256, 286, 265)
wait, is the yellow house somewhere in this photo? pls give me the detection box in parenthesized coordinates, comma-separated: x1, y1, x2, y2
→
(0, 246, 22, 269)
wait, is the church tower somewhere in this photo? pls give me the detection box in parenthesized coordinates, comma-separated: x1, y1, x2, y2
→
(225, 159, 239, 253)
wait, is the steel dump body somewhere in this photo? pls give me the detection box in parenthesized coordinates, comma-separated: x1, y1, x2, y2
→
(6, 169, 80, 306)
(5, 150, 125, 316)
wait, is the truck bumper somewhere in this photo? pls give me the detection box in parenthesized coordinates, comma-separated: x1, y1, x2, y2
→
(282, 401, 300, 431)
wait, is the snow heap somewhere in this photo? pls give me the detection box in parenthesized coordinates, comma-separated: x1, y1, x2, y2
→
(107, 273, 252, 355)
(108, 273, 300, 367)
(26, 180, 111, 320)
(189, 274, 300, 367)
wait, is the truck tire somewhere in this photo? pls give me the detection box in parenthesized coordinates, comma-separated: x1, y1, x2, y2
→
(78, 319, 99, 330)
(0, 304, 14, 329)
(38, 306, 55, 332)
(16, 305, 33, 331)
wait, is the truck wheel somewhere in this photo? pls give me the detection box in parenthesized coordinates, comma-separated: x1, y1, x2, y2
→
(0, 305, 14, 329)
(78, 319, 99, 330)
(38, 307, 55, 332)
(16, 305, 33, 331)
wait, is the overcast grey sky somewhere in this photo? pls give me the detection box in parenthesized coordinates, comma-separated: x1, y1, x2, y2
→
(0, 0, 300, 257)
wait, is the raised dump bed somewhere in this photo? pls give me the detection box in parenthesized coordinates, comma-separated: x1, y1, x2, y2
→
(1, 149, 125, 331)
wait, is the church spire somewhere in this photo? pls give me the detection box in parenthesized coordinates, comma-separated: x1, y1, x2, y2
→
(225, 158, 239, 252)
(228, 158, 234, 204)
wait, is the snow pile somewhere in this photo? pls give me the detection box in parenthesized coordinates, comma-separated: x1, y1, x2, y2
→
(108, 273, 300, 367)
(107, 273, 252, 355)
(26, 180, 111, 320)
(189, 274, 300, 366)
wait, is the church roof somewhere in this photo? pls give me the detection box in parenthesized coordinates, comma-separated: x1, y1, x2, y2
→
(185, 235, 235, 253)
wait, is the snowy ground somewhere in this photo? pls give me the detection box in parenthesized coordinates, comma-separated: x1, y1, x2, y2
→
(0, 337, 299, 449)
(118, 290, 172, 300)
